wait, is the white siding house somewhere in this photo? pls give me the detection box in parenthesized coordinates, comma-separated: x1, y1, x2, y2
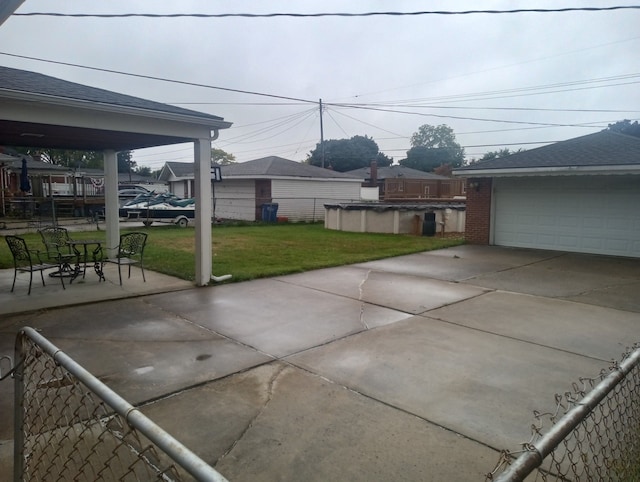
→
(213, 179, 255, 221)
(271, 178, 362, 221)
(160, 157, 363, 222)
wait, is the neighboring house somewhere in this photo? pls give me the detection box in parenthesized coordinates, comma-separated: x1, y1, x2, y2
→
(1, 153, 69, 197)
(160, 156, 363, 221)
(346, 164, 465, 200)
(453, 130, 640, 258)
(158, 162, 196, 198)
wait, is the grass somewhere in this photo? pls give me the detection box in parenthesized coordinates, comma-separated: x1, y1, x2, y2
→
(0, 223, 464, 282)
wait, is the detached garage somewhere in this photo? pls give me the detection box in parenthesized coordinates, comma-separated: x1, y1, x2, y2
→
(454, 131, 640, 258)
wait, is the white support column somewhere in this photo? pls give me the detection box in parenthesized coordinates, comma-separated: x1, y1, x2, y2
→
(103, 150, 119, 256)
(194, 139, 212, 286)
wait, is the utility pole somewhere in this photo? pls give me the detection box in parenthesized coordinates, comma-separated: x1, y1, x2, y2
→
(319, 98, 325, 168)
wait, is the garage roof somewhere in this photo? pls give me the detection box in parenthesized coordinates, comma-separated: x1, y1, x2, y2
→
(454, 131, 640, 177)
(346, 165, 449, 180)
(222, 156, 361, 179)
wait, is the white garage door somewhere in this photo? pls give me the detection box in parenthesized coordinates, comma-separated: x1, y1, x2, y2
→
(493, 176, 640, 258)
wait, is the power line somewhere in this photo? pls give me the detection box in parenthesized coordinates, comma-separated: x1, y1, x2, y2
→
(13, 7, 640, 18)
(329, 108, 406, 138)
(334, 72, 640, 106)
(0, 52, 316, 104)
(332, 103, 607, 128)
(336, 35, 640, 101)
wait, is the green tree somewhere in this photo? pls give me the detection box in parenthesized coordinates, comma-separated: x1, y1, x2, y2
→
(307, 135, 392, 172)
(607, 119, 640, 137)
(117, 151, 135, 174)
(135, 166, 152, 177)
(11, 148, 104, 169)
(475, 147, 524, 163)
(399, 124, 465, 172)
(211, 148, 236, 165)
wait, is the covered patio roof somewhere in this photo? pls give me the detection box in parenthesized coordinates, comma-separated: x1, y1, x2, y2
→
(0, 65, 232, 285)
(0, 66, 231, 151)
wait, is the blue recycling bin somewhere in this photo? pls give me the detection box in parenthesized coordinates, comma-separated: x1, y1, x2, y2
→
(261, 203, 279, 222)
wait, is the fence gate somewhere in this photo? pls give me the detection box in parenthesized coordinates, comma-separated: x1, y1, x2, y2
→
(9, 327, 228, 481)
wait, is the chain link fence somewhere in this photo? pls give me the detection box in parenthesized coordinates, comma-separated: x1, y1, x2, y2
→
(487, 344, 640, 481)
(11, 327, 228, 481)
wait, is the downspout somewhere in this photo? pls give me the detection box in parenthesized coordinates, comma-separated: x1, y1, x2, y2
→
(209, 129, 232, 283)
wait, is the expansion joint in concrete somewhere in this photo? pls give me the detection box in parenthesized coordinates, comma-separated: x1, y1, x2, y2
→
(215, 364, 286, 465)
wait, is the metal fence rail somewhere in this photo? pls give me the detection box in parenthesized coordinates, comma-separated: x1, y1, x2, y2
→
(487, 344, 640, 481)
(13, 327, 228, 481)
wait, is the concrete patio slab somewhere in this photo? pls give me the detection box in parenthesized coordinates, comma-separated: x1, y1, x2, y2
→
(426, 291, 640, 361)
(355, 245, 561, 282)
(145, 279, 414, 357)
(278, 266, 488, 314)
(0, 299, 271, 439)
(0, 245, 638, 481)
(564, 280, 640, 313)
(465, 253, 640, 299)
(141, 362, 497, 482)
(287, 315, 608, 450)
(0, 264, 194, 316)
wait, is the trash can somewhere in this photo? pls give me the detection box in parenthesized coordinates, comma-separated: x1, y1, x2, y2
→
(261, 203, 279, 222)
(422, 212, 436, 236)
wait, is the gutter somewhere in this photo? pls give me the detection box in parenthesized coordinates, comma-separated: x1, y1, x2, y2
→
(1, 89, 232, 129)
(452, 164, 640, 177)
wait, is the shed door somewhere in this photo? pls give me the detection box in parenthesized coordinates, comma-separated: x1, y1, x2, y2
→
(493, 176, 640, 258)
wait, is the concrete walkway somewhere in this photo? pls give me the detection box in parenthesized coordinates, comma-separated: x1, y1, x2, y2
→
(1, 245, 639, 480)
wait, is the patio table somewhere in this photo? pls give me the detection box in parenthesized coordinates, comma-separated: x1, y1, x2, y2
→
(68, 239, 106, 282)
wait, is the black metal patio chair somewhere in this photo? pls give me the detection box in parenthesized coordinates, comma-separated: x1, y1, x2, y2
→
(109, 232, 147, 285)
(5, 235, 66, 294)
(38, 226, 80, 278)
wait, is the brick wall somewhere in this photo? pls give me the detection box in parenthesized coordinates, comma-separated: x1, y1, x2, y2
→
(464, 177, 492, 244)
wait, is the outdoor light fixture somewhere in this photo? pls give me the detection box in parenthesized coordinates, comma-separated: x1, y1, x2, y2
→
(468, 181, 481, 192)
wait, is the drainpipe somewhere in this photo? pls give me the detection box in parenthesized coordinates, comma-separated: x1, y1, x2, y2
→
(209, 128, 232, 283)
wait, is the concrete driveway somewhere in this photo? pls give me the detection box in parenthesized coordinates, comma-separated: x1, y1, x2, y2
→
(1, 245, 639, 481)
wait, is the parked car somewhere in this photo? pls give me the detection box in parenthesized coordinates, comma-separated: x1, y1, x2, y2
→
(118, 186, 151, 207)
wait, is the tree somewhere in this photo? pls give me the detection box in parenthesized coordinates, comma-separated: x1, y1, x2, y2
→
(211, 148, 236, 165)
(117, 151, 135, 174)
(307, 135, 392, 172)
(465, 148, 524, 165)
(399, 124, 464, 172)
(135, 166, 152, 177)
(11, 147, 104, 169)
(607, 119, 640, 138)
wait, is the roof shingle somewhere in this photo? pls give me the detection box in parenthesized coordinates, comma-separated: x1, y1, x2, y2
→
(457, 130, 640, 172)
(0, 65, 225, 122)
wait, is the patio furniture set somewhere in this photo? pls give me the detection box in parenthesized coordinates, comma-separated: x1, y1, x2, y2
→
(5, 228, 147, 295)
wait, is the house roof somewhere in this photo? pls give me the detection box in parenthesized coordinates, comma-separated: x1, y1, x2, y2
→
(0, 154, 69, 173)
(346, 165, 450, 180)
(454, 130, 640, 177)
(0, 66, 227, 124)
(222, 156, 361, 180)
(0, 66, 231, 150)
(158, 161, 195, 181)
(159, 156, 363, 182)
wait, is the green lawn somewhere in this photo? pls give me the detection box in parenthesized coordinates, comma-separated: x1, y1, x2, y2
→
(1, 223, 464, 283)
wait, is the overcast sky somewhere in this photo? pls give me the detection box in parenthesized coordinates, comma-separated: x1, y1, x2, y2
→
(1, 1, 639, 170)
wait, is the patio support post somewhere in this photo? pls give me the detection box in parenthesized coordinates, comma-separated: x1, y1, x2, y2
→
(194, 138, 212, 286)
(103, 150, 119, 257)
